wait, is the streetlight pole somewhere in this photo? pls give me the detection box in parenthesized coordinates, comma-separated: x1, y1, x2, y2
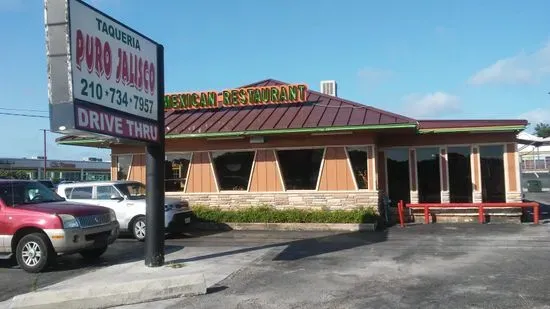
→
(40, 129, 48, 179)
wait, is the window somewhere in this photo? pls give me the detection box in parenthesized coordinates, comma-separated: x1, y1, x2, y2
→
(347, 147, 369, 189)
(115, 155, 132, 180)
(0, 181, 64, 206)
(480, 145, 505, 203)
(165, 153, 192, 192)
(416, 147, 441, 203)
(448, 146, 473, 203)
(68, 186, 93, 199)
(211, 151, 254, 191)
(115, 182, 146, 200)
(277, 149, 324, 190)
(96, 186, 122, 200)
(386, 148, 410, 206)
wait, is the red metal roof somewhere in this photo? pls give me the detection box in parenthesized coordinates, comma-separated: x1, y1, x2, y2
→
(56, 79, 529, 144)
(418, 119, 528, 130)
(164, 79, 416, 135)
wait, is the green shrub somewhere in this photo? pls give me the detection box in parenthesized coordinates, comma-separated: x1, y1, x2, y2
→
(191, 205, 379, 224)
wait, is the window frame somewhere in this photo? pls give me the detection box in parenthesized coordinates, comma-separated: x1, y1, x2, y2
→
(112, 154, 134, 181)
(275, 147, 326, 192)
(165, 152, 193, 192)
(95, 185, 123, 200)
(210, 150, 256, 192)
(67, 186, 94, 200)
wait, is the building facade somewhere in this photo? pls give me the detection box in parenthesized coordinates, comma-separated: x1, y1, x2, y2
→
(58, 79, 527, 220)
(0, 157, 110, 181)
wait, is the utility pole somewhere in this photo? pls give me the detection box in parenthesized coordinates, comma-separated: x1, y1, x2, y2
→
(40, 129, 48, 179)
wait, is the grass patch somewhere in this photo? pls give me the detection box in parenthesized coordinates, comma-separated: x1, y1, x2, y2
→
(191, 205, 379, 224)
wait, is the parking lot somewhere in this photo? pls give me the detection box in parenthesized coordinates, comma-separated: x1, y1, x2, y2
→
(2, 224, 550, 309)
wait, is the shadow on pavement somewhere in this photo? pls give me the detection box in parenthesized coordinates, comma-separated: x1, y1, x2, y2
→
(273, 230, 388, 261)
(167, 230, 389, 264)
(47, 243, 184, 272)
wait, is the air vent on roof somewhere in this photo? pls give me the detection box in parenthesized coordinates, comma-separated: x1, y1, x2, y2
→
(320, 80, 337, 97)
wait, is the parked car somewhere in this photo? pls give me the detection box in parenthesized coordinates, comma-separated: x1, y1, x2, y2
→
(57, 181, 192, 241)
(0, 180, 119, 273)
(527, 180, 543, 193)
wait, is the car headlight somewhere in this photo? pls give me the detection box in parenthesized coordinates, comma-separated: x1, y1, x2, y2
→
(109, 209, 117, 222)
(164, 204, 174, 212)
(58, 214, 80, 229)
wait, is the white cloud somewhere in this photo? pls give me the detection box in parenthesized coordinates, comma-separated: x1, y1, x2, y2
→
(357, 67, 393, 89)
(519, 108, 550, 125)
(468, 43, 550, 85)
(402, 92, 461, 118)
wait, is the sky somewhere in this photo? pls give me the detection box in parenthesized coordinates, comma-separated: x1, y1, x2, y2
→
(0, 0, 550, 161)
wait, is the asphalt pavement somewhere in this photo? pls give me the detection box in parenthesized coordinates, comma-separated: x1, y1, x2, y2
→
(3, 225, 550, 308)
(0, 230, 337, 303)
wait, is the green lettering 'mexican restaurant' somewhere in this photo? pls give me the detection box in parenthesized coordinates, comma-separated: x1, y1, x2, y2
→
(164, 84, 307, 110)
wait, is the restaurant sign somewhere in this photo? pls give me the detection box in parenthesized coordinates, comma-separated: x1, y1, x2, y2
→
(44, 0, 161, 143)
(165, 84, 308, 110)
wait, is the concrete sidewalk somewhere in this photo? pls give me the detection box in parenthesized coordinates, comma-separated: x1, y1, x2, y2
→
(1, 244, 282, 309)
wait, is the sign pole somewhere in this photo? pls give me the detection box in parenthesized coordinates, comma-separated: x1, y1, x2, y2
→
(145, 44, 165, 267)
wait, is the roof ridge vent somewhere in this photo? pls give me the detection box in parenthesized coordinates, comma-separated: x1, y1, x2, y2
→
(320, 80, 337, 97)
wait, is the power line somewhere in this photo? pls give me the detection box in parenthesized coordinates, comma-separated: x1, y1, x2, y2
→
(0, 112, 49, 118)
(0, 107, 48, 113)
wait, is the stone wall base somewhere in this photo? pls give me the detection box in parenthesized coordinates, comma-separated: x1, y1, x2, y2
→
(172, 191, 381, 212)
(506, 192, 522, 203)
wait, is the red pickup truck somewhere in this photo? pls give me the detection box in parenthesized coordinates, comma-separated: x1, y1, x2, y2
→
(0, 180, 119, 273)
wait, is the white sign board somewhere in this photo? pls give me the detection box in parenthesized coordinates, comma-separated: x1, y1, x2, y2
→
(69, 0, 158, 121)
(45, 0, 162, 143)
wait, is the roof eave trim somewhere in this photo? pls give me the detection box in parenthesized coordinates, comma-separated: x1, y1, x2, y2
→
(166, 123, 417, 139)
(418, 125, 527, 134)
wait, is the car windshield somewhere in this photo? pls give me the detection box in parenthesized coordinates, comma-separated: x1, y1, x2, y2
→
(0, 182, 65, 206)
(115, 182, 146, 200)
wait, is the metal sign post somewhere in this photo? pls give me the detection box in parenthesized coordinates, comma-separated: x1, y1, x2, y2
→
(145, 45, 165, 267)
(44, 0, 165, 267)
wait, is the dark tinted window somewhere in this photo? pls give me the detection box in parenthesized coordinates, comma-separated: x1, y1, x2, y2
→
(211, 152, 255, 191)
(277, 149, 324, 190)
(416, 147, 441, 203)
(448, 147, 472, 203)
(480, 145, 505, 203)
(347, 147, 369, 189)
(0, 182, 64, 206)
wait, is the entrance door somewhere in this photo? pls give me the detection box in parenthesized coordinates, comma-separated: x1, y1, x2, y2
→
(386, 148, 411, 206)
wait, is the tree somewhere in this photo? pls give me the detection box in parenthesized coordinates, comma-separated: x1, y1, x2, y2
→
(534, 122, 550, 138)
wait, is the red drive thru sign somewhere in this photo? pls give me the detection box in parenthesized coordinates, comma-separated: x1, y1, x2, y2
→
(45, 0, 161, 143)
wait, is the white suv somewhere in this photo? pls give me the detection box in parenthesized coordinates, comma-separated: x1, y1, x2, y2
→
(57, 181, 192, 241)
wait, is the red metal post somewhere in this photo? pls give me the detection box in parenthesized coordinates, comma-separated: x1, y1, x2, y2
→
(398, 200, 405, 228)
(424, 205, 429, 224)
(534, 203, 539, 224)
(478, 205, 484, 223)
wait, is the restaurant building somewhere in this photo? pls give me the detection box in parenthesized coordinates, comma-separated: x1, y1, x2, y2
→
(58, 79, 527, 222)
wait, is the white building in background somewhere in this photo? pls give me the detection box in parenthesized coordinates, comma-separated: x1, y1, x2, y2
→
(0, 157, 110, 181)
(517, 132, 550, 191)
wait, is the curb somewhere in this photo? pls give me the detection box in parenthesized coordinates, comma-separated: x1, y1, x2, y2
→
(8, 274, 207, 309)
(191, 222, 378, 232)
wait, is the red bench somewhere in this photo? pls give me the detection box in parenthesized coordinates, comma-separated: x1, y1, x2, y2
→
(397, 201, 540, 227)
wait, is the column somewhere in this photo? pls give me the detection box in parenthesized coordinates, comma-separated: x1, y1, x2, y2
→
(440, 147, 450, 203)
(409, 148, 418, 203)
(471, 145, 482, 203)
(505, 143, 522, 202)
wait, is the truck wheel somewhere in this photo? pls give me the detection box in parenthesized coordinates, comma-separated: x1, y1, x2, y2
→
(80, 246, 108, 260)
(16, 233, 53, 273)
(132, 216, 146, 242)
